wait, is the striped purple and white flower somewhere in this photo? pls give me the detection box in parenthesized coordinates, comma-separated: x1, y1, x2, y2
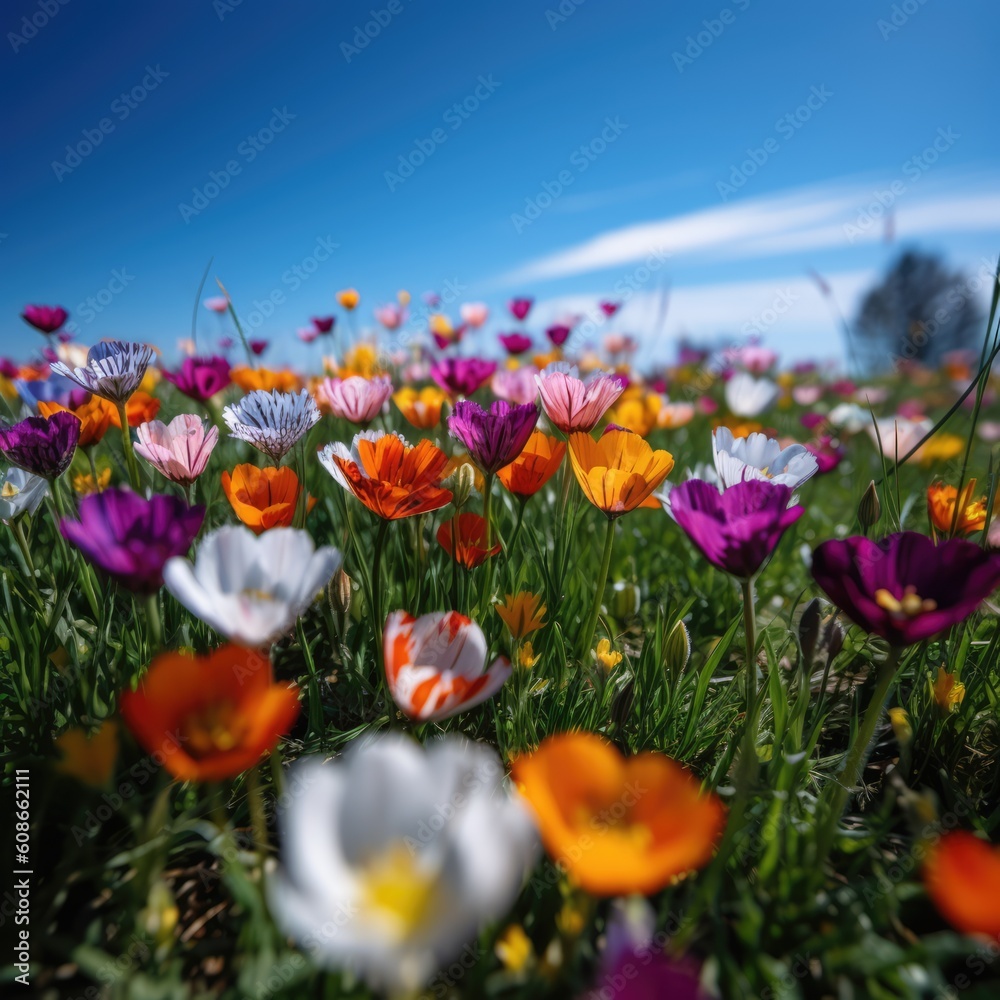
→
(50, 340, 155, 405)
(223, 388, 320, 463)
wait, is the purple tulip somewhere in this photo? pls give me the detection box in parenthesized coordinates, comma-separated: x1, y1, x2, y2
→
(21, 305, 69, 335)
(430, 357, 497, 399)
(508, 297, 533, 321)
(811, 532, 1000, 647)
(312, 316, 335, 334)
(670, 479, 803, 579)
(599, 300, 620, 318)
(249, 339, 269, 356)
(162, 355, 231, 402)
(448, 399, 539, 474)
(0, 411, 80, 479)
(546, 324, 572, 347)
(61, 488, 205, 594)
(498, 332, 532, 355)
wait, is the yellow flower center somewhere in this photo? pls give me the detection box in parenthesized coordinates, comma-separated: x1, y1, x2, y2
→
(874, 586, 937, 618)
(183, 701, 246, 757)
(359, 842, 436, 936)
(240, 587, 275, 602)
(2, 481, 20, 498)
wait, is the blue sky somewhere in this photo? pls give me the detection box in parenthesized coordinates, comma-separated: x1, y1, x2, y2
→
(3, 0, 999, 368)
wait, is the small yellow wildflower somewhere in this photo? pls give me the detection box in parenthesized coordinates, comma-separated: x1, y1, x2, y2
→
(495, 923, 534, 973)
(54, 719, 119, 788)
(594, 638, 623, 672)
(931, 666, 966, 714)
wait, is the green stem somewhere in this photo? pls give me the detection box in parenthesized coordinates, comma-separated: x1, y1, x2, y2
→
(371, 519, 390, 667)
(144, 592, 163, 650)
(117, 402, 142, 491)
(815, 644, 902, 867)
(479, 473, 496, 611)
(579, 516, 616, 660)
(11, 519, 38, 589)
(246, 764, 269, 855)
(741, 576, 759, 746)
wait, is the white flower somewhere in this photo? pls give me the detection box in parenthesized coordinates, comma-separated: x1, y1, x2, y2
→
(267, 733, 538, 995)
(724, 371, 779, 417)
(50, 340, 154, 405)
(223, 389, 320, 463)
(163, 525, 341, 646)
(0, 467, 49, 523)
(712, 427, 818, 490)
(828, 402, 871, 434)
(867, 416, 932, 463)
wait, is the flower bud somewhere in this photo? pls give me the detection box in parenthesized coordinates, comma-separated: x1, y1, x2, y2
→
(663, 619, 691, 681)
(450, 462, 477, 510)
(329, 568, 352, 621)
(858, 480, 881, 529)
(798, 598, 821, 665)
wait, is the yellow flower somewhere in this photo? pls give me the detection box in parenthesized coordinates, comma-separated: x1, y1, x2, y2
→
(594, 638, 622, 672)
(54, 720, 119, 788)
(518, 641, 541, 669)
(920, 433, 965, 466)
(495, 592, 547, 638)
(495, 924, 534, 973)
(608, 388, 661, 436)
(72, 467, 112, 495)
(336, 288, 360, 310)
(888, 707, 912, 745)
(393, 386, 446, 429)
(931, 666, 966, 714)
(556, 897, 588, 939)
(927, 480, 987, 536)
(340, 342, 380, 378)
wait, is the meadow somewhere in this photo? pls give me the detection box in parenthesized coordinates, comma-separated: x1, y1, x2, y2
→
(2, 284, 1000, 1000)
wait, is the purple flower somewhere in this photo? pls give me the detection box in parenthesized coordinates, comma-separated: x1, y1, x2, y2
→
(0, 411, 80, 479)
(811, 532, 1000, 647)
(498, 332, 532, 355)
(599, 300, 620, 317)
(249, 339, 269, 356)
(430, 357, 497, 399)
(670, 479, 803, 579)
(312, 316, 335, 334)
(448, 400, 539, 474)
(0, 358, 18, 379)
(61, 488, 205, 594)
(162, 355, 231, 401)
(51, 340, 154, 405)
(546, 323, 572, 347)
(21, 305, 69, 335)
(508, 297, 533, 321)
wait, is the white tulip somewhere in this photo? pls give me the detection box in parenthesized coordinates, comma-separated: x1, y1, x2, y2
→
(0, 467, 49, 523)
(712, 427, 818, 491)
(163, 525, 340, 646)
(267, 733, 538, 995)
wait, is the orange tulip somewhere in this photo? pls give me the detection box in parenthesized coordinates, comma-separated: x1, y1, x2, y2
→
(511, 732, 725, 896)
(231, 366, 301, 394)
(120, 645, 299, 783)
(222, 463, 315, 533)
(567, 429, 673, 518)
(498, 431, 566, 498)
(924, 831, 1000, 938)
(393, 386, 446, 429)
(319, 431, 452, 520)
(927, 480, 988, 536)
(39, 396, 116, 447)
(437, 513, 501, 569)
(108, 391, 161, 428)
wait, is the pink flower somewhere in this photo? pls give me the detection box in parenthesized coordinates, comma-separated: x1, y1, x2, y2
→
(460, 302, 489, 328)
(134, 414, 218, 486)
(508, 297, 533, 321)
(599, 300, 620, 318)
(534, 363, 624, 433)
(298, 326, 321, 344)
(21, 305, 69, 334)
(321, 375, 393, 424)
(204, 296, 229, 314)
(374, 304, 405, 330)
(491, 365, 539, 405)
(546, 324, 572, 347)
(249, 339, 269, 356)
(792, 385, 823, 406)
(499, 332, 532, 355)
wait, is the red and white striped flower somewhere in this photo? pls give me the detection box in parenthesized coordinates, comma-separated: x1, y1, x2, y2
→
(383, 610, 511, 722)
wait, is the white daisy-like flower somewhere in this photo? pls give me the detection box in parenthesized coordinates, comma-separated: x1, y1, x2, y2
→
(0, 467, 49, 524)
(267, 732, 538, 995)
(712, 427, 818, 490)
(163, 525, 341, 646)
(223, 388, 320, 463)
(50, 340, 154, 405)
(724, 371, 779, 418)
(828, 402, 872, 435)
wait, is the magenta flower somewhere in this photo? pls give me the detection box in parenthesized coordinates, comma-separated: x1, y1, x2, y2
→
(135, 415, 219, 486)
(499, 332, 532, 355)
(312, 316, 335, 334)
(534, 363, 624, 433)
(805, 436, 844, 474)
(21, 305, 69, 335)
(430, 357, 496, 399)
(669, 479, 803, 579)
(546, 323, 572, 347)
(508, 297, 533, 321)
(448, 400, 539, 474)
(599, 300, 620, 318)
(249, 339, 269, 356)
(321, 375, 393, 424)
(162, 356, 231, 402)
(811, 532, 1000, 647)
(0, 411, 79, 479)
(0, 358, 18, 379)
(61, 488, 205, 594)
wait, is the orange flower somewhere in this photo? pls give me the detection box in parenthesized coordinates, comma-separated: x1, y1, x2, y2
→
(608, 389, 661, 436)
(567, 430, 673, 518)
(924, 831, 1000, 938)
(337, 288, 360, 310)
(73, 467, 112, 495)
(222, 464, 316, 534)
(319, 431, 452, 520)
(714, 417, 764, 439)
(39, 396, 116, 447)
(119, 645, 299, 782)
(510, 732, 725, 896)
(498, 431, 566, 498)
(393, 386, 446, 429)
(495, 591, 546, 637)
(231, 366, 301, 393)
(928, 480, 987, 535)
(108, 391, 161, 427)
(437, 512, 501, 568)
